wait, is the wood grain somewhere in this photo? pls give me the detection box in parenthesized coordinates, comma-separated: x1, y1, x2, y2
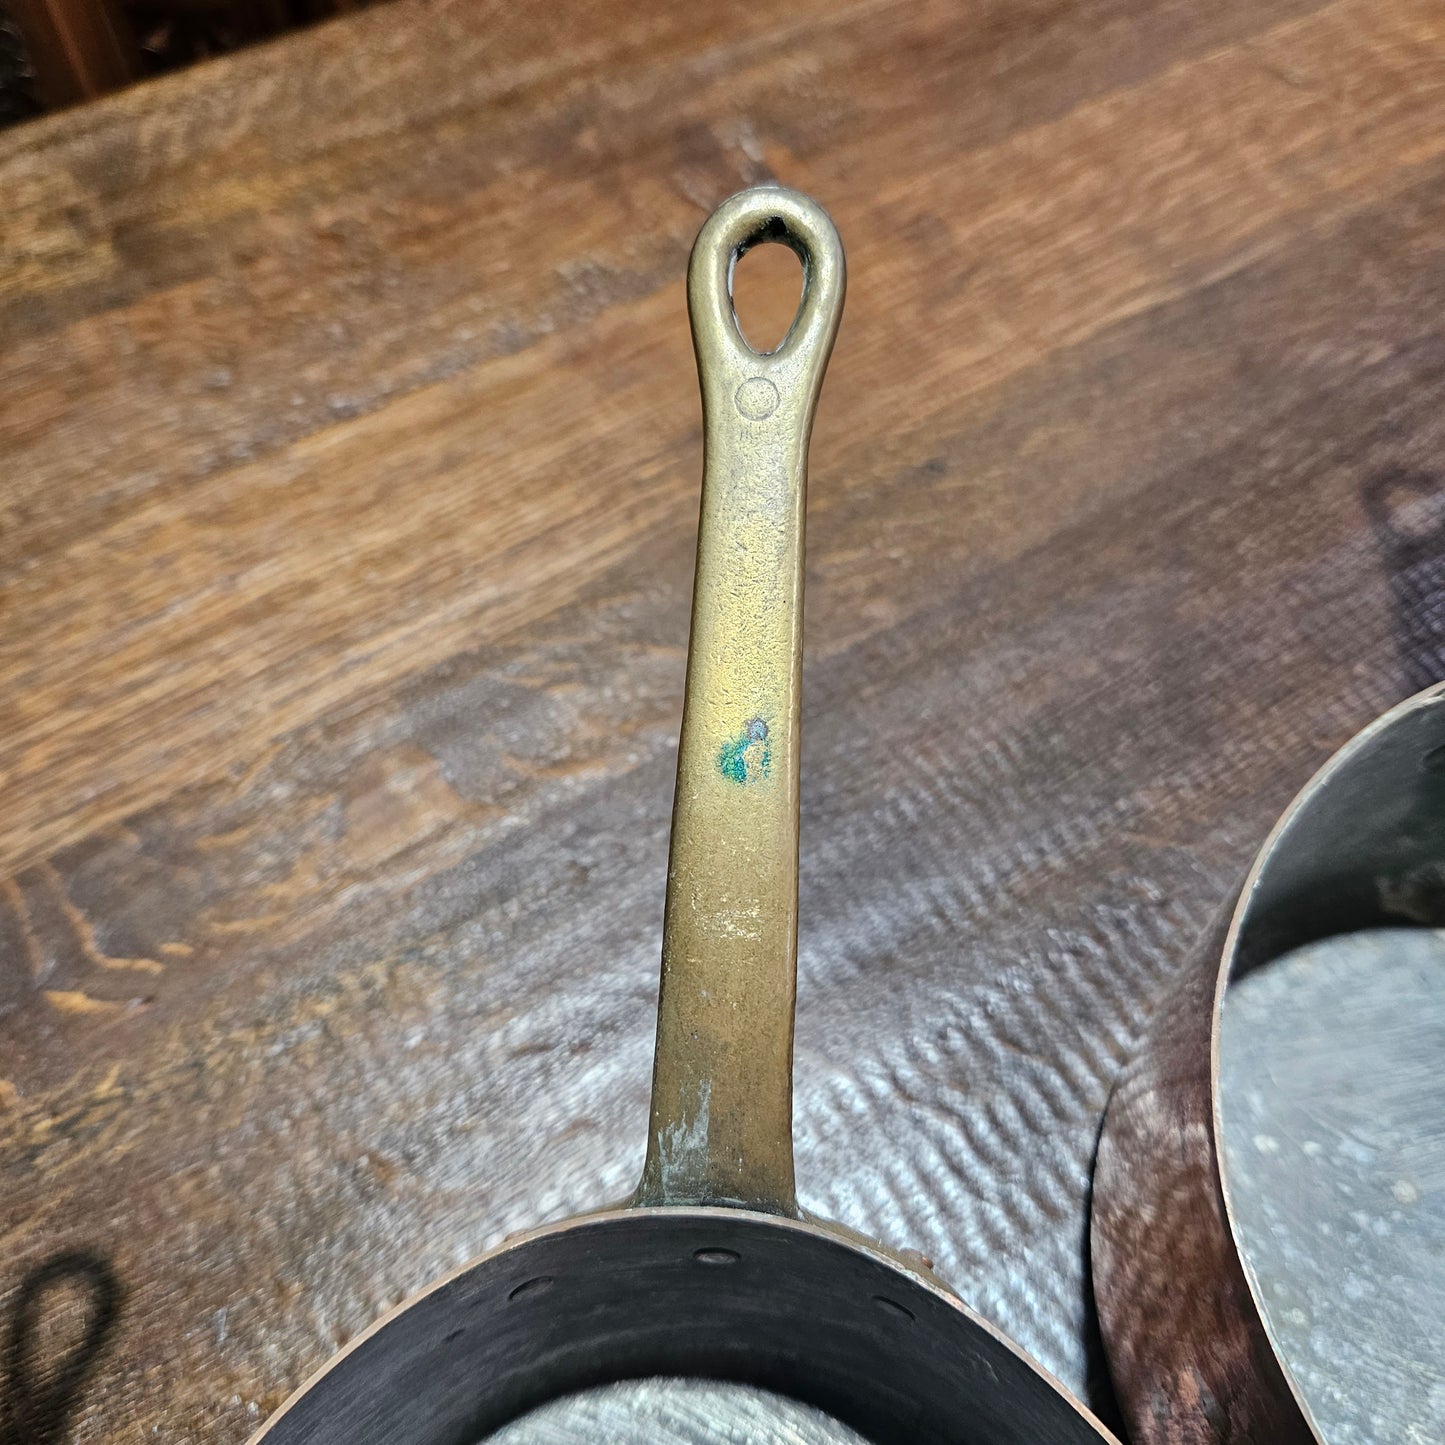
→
(1, 0, 1444, 1438)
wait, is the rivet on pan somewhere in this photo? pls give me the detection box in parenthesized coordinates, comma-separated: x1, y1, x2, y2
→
(692, 1247, 741, 1266)
(506, 1276, 554, 1302)
(871, 1295, 915, 1322)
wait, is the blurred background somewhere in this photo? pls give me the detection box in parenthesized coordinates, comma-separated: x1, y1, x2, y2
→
(0, 0, 370, 127)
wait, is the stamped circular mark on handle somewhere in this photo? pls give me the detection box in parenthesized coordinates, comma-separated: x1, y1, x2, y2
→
(734, 376, 780, 421)
(637, 189, 845, 1215)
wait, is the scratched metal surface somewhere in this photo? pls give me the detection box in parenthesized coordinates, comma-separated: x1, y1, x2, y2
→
(488, 1381, 868, 1444)
(1, 0, 1445, 1440)
(1219, 929, 1445, 1445)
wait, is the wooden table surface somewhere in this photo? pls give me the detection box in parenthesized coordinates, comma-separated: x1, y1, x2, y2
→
(2, 0, 1443, 1438)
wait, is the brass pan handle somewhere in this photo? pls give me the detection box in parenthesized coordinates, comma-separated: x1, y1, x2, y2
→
(636, 187, 846, 1214)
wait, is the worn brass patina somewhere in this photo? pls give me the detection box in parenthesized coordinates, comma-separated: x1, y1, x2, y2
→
(638, 187, 844, 1214)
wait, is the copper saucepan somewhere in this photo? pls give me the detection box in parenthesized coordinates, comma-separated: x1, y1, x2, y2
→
(1092, 681, 1445, 1442)
(249, 186, 1121, 1445)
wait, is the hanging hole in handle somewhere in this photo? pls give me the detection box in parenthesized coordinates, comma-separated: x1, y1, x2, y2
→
(687, 188, 844, 394)
(730, 238, 805, 355)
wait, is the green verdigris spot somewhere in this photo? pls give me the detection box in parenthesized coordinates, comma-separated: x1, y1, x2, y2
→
(718, 718, 771, 784)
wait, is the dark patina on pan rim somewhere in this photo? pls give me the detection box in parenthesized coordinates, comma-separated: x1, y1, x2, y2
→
(251, 1205, 1118, 1445)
